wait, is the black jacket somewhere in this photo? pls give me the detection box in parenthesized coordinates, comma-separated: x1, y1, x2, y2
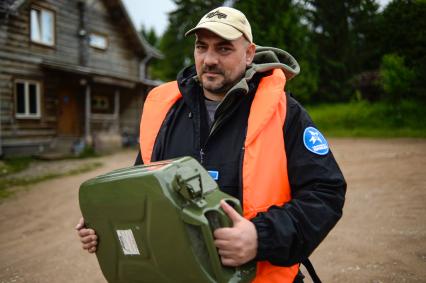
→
(135, 65, 346, 268)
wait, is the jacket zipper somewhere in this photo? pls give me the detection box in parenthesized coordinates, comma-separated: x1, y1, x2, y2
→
(199, 130, 212, 165)
(199, 110, 221, 165)
(238, 145, 245, 206)
(238, 126, 248, 206)
(200, 148, 205, 164)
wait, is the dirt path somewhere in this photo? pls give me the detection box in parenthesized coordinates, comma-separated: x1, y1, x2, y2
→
(310, 138, 426, 283)
(0, 140, 425, 283)
(0, 150, 136, 283)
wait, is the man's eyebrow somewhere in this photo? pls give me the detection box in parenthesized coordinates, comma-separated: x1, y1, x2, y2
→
(195, 39, 234, 47)
(195, 39, 207, 45)
(216, 40, 234, 46)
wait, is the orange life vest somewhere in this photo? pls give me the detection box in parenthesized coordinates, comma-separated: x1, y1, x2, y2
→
(139, 69, 299, 282)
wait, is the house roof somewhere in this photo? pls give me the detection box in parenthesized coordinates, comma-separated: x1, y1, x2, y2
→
(3, 0, 162, 59)
(103, 0, 163, 59)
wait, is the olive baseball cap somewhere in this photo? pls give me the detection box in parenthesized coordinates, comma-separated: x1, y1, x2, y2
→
(185, 7, 253, 43)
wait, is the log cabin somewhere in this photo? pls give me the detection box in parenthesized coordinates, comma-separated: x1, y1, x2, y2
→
(0, 0, 162, 157)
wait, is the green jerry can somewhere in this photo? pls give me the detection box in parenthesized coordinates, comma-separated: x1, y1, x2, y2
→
(79, 156, 256, 283)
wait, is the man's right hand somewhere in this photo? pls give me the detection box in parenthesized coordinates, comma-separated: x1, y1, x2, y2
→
(75, 217, 98, 253)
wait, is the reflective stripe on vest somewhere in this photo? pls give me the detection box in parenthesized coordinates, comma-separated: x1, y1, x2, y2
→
(139, 69, 298, 282)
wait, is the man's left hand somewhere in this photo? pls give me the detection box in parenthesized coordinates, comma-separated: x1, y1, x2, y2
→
(213, 200, 258, 267)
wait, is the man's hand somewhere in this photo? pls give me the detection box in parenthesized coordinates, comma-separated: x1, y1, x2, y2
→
(213, 200, 258, 267)
(75, 217, 98, 253)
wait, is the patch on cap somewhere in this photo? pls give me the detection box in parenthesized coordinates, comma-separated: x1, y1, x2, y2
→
(303, 127, 329, 155)
(206, 10, 228, 19)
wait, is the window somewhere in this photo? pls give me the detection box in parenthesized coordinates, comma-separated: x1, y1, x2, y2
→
(15, 80, 41, 118)
(92, 96, 110, 111)
(30, 6, 55, 46)
(89, 33, 108, 50)
(91, 94, 114, 114)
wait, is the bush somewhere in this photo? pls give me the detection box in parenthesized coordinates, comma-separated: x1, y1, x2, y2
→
(379, 54, 415, 105)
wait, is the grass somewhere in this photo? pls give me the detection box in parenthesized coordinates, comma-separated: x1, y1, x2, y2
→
(73, 146, 99, 159)
(0, 157, 32, 177)
(0, 161, 102, 199)
(306, 100, 426, 137)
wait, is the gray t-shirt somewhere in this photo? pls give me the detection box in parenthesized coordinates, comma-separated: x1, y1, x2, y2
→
(204, 98, 220, 128)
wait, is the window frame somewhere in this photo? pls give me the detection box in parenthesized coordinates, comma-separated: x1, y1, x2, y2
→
(89, 32, 109, 51)
(14, 79, 42, 119)
(29, 5, 56, 47)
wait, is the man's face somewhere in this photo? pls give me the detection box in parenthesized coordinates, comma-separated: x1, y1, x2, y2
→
(194, 29, 254, 95)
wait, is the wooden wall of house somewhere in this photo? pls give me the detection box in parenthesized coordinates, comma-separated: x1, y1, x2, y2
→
(0, 0, 79, 153)
(86, 1, 140, 79)
(0, 0, 148, 156)
(1, 0, 141, 77)
(0, 52, 54, 153)
(0, 0, 80, 68)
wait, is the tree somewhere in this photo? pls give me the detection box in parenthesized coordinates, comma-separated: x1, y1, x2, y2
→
(234, 0, 319, 103)
(304, 0, 381, 102)
(140, 24, 159, 47)
(379, 0, 426, 101)
(348, 0, 381, 71)
(153, 0, 225, 81)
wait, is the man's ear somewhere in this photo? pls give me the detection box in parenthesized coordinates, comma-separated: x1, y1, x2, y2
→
(246, 43, 256, 65)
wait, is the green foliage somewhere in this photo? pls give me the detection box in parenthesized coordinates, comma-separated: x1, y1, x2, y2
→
(348, 0, 382, 70)
(379, 54, 415, 104)
(148, 0, 425, 106)
(0, 157, 32, 177)
(307, 100, 426, 137)
(75, 146, 98, 159)
(140, 24, 159, 47)
(286, 59, 319, 104)
(151, 0, 224, 81)
(234, 0, 319, 103)
(379, 0, 426, 100)
(305, 0, 381, 102)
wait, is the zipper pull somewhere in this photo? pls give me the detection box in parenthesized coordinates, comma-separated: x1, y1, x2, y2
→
(200, 148, 205, 164)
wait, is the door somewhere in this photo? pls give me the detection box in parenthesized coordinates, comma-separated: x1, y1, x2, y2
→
(57, 87, 81, 136)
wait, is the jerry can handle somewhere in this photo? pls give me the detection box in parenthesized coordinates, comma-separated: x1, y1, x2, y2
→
(205, 197, 243, 282)
(181, 197, 243, 283)
(212, 198, 241, 228)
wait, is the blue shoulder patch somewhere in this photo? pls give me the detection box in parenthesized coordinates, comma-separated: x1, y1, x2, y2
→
(303, 127, 329, 155)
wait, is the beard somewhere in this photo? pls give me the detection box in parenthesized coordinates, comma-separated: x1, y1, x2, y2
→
(198, 65, 243, 94)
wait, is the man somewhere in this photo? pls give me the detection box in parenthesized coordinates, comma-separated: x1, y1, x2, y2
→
(77, 7, 346, 282)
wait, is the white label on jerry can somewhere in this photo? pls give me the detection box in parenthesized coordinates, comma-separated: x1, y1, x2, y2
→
(116, 229, 140, 255)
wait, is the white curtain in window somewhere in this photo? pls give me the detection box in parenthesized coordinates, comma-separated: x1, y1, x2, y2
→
(41, 9, 53, 44)
(90, 34, 107, 49)
(30, 9, 41, 42)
